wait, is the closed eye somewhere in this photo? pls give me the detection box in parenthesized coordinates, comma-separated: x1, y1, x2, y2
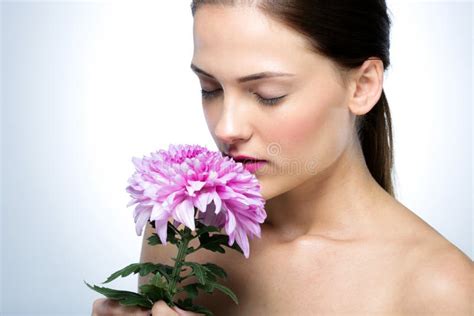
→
(200, 88, 286, 106)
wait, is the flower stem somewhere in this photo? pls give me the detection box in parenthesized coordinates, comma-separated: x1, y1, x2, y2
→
(168, 230, 191, 306)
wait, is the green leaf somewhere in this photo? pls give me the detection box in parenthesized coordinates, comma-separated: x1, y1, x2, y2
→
(204, 270, 217, 282)
(175, 298, 214, 316)
(138, 283, 168, 302)
(147, 221, 180, 245)
(182, 262, 209, 285)
(167, 221, 180, 244)
(198, 233, 223, 253)
(228, 240, 244, 254)
(189, 305, 214, 316)
(195, 282, 214, 294)
(147, 233, 162, 246)
(182, 283, 199, 300)
(202, 263, 228, 279)
(186, 246, 196, 255)
(187, 306, 214, 316)
(182, 225, 194, 238)
(148, 263, 174, 283)
(102, 263, 141, 284)
(138, 263, 158, 276)
(210, 282, 239, 305)
(195, 222, 244, 256)
(149, 272, 168, 288)
(84, 281, 153, 309)
(102, 262, 174, 284)
(193, 281, 238, 305)
(176, 297, 194, 308)
(195, 223, 221, 237)
(199, 234, 230, 254)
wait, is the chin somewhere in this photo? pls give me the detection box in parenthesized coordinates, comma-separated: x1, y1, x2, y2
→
(257, 183, 278, 201)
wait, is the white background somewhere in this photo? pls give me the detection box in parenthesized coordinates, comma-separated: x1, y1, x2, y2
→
(1, 0, 472, 315)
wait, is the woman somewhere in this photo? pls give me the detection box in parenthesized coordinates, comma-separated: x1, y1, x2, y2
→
(92, 1, 472, 315)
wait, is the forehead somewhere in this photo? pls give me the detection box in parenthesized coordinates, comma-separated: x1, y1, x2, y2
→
(192, 5, 321, 80)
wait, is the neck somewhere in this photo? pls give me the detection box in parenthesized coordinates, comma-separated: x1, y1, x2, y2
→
(263, 140, 391, 242)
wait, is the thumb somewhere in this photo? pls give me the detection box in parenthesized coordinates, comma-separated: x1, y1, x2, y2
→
(172, 305, 203, 316)
(151, 300, 179, 316)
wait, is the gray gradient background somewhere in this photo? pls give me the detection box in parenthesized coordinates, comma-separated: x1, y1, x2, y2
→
(1, 1, 472, 315)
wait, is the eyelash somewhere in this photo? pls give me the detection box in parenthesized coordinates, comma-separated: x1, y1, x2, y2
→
(200, 88, 286, 106)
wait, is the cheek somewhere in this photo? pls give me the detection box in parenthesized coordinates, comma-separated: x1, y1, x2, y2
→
(269, 92, 351, 172)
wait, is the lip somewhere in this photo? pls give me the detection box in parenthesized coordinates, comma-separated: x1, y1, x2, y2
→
(222, 153, 268, 174)
(242, 160, 267, 173)
(225, 154, 267, 162)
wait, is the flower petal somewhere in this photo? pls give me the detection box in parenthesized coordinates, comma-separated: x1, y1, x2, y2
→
(213, 194, 222, 214)
(188, 180, 206, 192)
(194, 192, 211, 213)
(150, 203, 168, 222)
(173, 199, 195, 231)
(225, 210, 236, 234)
(126, 198, 138, 207)
(126, 144, 267, 259)
(235, 228, 250, 258)
(155, 219, 169, 245)
(135, 208, 151, 236)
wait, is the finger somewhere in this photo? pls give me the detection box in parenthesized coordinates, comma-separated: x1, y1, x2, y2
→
(151, 300, 178, 316)
(91, 298, 150, 316)
(92, 298, 119, 315)
(172, 305, 201, 316)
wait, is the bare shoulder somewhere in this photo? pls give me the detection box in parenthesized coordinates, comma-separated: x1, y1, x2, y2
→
(394, 207, 473, 314)
(402, 242, 472, 314)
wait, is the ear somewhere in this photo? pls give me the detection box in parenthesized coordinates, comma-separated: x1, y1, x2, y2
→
(346, 58, 384, 116)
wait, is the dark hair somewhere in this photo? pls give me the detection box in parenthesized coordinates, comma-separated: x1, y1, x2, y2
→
(190, 0, 395, 197)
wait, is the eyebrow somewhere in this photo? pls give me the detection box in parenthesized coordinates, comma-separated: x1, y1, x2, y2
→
(190, 63, 295, 83)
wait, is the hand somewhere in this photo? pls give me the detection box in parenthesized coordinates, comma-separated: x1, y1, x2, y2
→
(92, 298, 204, 316)
(151, 301, 204, 316)
(91, 298, 149, 315)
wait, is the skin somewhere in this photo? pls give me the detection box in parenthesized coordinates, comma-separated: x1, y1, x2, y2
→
(95, 4, 473, 316)
(91, 297, 199, 315)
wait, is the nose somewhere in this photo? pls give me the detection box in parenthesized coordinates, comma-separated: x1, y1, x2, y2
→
(213, 95, 252, 145)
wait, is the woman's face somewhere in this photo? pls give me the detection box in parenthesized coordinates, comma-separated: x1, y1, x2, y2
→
(191, 5, 356, 200)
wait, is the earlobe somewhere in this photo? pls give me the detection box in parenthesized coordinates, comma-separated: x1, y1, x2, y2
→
(347, 58, 384, 116)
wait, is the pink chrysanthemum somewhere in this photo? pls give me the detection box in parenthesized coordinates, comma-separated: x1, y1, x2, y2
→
(126, 144, 267, 258)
